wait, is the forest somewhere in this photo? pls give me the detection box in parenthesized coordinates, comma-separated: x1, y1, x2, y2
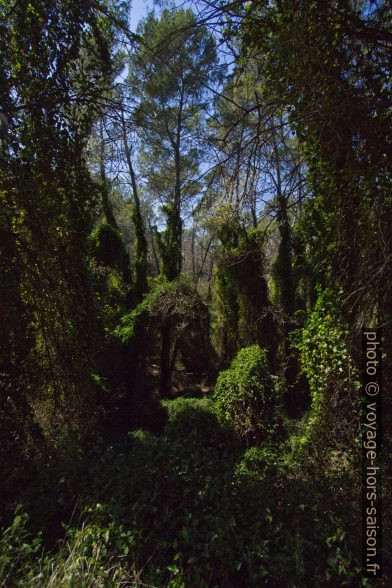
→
(0, 0, 391, 586)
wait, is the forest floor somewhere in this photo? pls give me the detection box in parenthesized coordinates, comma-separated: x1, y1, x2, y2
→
(0, 391, 371, 587)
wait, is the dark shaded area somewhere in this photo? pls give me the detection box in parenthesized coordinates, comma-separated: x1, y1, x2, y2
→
(1, 398, 365, 587)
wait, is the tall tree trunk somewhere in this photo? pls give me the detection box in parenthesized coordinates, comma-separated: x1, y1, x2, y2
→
(147, 216, 160, 274)
(171, 87, 184, 280)
(271, 125, 295, 348)
(120, 108, 148, 300)
(99, 120, 117, 228)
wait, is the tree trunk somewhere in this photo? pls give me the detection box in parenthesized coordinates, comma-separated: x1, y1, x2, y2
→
(159, 322, 172, 396)
(120, 108, 148, 299)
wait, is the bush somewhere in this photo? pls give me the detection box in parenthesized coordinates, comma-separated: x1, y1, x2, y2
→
(213, 345, 278, 446)
(163, 396, 240, 451)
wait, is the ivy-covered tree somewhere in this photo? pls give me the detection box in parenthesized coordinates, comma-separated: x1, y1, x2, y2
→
(242, 0, 392, 342)
(214, 217, 277, 369)
(0, 0, 121, 450)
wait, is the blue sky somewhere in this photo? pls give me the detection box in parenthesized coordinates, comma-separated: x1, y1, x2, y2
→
(129, 0, 151, 31)
(128, 0, 205, 31)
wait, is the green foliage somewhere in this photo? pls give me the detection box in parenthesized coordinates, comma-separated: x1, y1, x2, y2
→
(291, 288, 360, 461)
(156, 202, 183, 281)
(291, 224, 318, 312)
(87, 221, 133, 333)
(116, 276, 211, 357)
(0, 397, 372, 587)
(1, 2, 390, 586)
(115, 289, 151, 346)
(0, 504, 133, 586)
(213, 345, 278, 446)
(213, 220, 277, 365)
(131, 202, 148, 300)
(115, 276, 214, 406)
(128, 7, 219, 283)
(89, 222, 131, 285)
(272, 199, 294, 323)
(116, 277, 197, 343)
(0, 0, 120, 451)
(163, 397, 239, 449)
(89, 260, 128, 331)
(213, 262, 239, 362)
(0, 507, 43, 586)
(243, 0, 392, 330)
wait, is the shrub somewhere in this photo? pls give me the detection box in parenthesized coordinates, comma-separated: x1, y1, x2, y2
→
(163, 396, 240, 451)
(213, 345, 278, 446)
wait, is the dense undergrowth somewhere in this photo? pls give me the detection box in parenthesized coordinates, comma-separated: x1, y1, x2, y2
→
(0, 395, 377, 588)
(1, 1, 391, 586)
